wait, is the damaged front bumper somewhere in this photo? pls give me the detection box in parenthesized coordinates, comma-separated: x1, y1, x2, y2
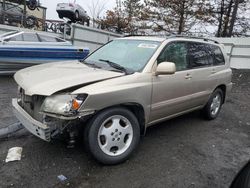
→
(12, 98, 51, 141)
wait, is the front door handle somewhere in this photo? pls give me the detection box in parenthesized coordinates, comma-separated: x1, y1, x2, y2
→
(185, 73, 192, 79)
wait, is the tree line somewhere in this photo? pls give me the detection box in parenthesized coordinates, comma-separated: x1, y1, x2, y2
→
(96, 0, 250, 37)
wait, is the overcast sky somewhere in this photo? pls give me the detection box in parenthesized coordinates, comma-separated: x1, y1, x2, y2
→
(40, 0, 116, 20)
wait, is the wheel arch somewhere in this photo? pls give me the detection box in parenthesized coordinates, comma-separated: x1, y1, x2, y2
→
(95, 103, 146, 136)
(214, 84, 226, 103)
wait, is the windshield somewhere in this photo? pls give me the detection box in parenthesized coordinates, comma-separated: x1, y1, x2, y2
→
(0, 31, 19, 39)
(84, 39, 160, 72)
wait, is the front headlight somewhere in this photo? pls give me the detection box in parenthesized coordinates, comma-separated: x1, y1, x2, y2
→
(41, 94, 88, 116)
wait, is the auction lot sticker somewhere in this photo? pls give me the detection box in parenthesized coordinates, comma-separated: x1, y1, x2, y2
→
(138, 43, 158, 49)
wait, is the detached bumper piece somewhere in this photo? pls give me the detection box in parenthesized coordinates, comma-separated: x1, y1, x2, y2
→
(12, 98, 51, 142)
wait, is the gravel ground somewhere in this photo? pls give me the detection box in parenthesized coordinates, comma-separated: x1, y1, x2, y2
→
(0, 69, 250, 188)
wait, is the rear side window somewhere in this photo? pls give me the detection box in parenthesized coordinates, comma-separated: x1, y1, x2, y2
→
(187, 42, 213, 68)
(158, 42, 188, 71)
(210, 45, 225, 65)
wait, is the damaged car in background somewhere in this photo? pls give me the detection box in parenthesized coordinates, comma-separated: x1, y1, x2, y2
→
(12, 36, 232, 165)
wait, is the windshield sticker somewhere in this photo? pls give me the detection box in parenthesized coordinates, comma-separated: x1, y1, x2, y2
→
(138, 43, 158, 49)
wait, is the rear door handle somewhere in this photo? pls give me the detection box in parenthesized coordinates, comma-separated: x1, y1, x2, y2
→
(185, 73, 192, 79)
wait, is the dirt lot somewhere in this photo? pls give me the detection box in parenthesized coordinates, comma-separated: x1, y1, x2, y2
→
(0, 69, 250, 188)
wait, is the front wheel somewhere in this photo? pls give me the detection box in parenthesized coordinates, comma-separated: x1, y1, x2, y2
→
(203, 88, 223, 120)
(84, 107, 140, 165)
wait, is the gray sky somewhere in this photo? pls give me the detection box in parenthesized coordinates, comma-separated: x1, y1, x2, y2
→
(40, 0, 116, 20)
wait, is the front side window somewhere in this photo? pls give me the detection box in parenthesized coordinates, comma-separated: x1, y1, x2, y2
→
(188, 42, 213, 68)
(158, 42, 188, 71)
(85, 39, 160, 72)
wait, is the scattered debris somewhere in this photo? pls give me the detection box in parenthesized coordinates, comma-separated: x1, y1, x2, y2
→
(57, 175, 67, 182)
(5, 147, 23, 163)
(0, 122, 23, 139)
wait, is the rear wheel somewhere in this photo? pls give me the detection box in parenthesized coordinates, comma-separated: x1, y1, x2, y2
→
(203, 88, 223, 120)
(84, 107, 140, 165)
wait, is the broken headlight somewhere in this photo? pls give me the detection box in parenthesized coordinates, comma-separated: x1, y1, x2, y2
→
(41, 94, 88, 116)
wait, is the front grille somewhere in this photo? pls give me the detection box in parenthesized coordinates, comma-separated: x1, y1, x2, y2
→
(19, 88, 45, 121)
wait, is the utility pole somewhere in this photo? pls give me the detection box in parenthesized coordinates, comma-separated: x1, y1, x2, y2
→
(228, 0, 240, 37)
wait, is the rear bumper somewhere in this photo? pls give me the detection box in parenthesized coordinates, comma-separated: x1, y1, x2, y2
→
(12, 98, 51, 141)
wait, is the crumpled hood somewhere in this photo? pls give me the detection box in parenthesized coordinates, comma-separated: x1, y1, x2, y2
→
(14, 61, 123, 96)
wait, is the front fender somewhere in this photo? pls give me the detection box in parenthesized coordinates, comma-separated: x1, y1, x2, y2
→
(72, 73, 152, 123)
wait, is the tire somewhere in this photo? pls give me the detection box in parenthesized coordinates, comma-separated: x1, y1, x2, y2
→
(25, 16, 37, 28)
(202, 88, 223, 120)
(84, 107, 140, 165)
(230, 161, 250, 188)
(86, 18, 90, 27)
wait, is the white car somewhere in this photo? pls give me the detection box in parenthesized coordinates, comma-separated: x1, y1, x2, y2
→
(56, 3, 90, 25)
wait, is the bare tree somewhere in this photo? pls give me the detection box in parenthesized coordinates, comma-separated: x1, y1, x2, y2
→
(100, 0, 250, 36)
(87, 0, 108, 27)
(143, 0, 208, 35)
(123, 0, 143, 34)
(209, 0, 248, 37)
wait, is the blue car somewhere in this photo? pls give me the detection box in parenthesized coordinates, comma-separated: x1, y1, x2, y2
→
(0, 31, 89, 74)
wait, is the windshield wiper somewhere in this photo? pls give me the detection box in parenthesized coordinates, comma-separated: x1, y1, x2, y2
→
(99, 59, 128, 74)
(80, 60, 101, 69)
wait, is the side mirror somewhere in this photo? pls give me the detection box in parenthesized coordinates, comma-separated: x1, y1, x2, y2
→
(156, 62, 176, 75)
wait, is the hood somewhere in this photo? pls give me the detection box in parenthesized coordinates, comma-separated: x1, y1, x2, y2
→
(14, 61, 123, 96)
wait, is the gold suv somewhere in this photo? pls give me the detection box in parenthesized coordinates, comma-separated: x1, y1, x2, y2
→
(12, 36, 232, 164)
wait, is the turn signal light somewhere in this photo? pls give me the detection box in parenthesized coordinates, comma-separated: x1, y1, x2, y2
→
(72, 99, 81, 110)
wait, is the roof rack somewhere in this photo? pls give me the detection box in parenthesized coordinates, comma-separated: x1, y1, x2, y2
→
(167, 35, 219, 44)
(124, 34, 164, 37)
(123, 34, 220, 44)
